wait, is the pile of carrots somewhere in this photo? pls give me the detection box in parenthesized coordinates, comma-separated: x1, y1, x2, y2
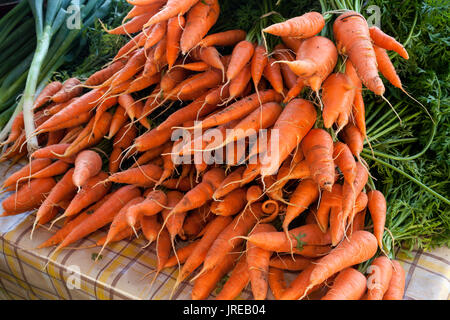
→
(0, 0, 410, 300)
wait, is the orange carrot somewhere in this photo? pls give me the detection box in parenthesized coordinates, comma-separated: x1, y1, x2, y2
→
(146, 0, 200, 26)
(263, 58, 284, 95)
(365, 256, 393, 300)
(383, 260, 406, 300)
(367, 190, 387, 249)
(2, 112, 24, 145)
(63, 172, 111, 217)
(210, 188, 246, 216)
(140, 214, 161, 245)
(342, 162, 368, 222)
(166, 16, 185, 68)
(322, 73, 355, 130)
(111, 48, 147, 87)
(180, 0, 220, 54)
(345, 60, 366, 137)
(341, 123, 364, 158)
(20, 159, 70, 180)
(2, 158, 51, 189)
(85, 59, 127, 86)
(283, 179, 320, 232)
(301, 129, 335, 191)
(273, 44, 298, 90)
(281, 36, 302, 52)
(199, 30, 246, 47)
(247, 223, 277, 300)
(107, 12, 154, 35)
(37, 194, 113, 248)
(269, 255, 312, 271)
(373, 44, 403, 89)
(191, 249, 239, 300)
(280, 36, 338, 92)
(164, 239, 200, 268)
(134, 127, 173, 152)
(144, 21, 167, 49)
(333, 141, 356, 186)
(227, 40, 255, 81)
(229, 63, 252, 99)
(56, 186, 141, 249)
(268, 267, 286, 300)
(263, 12, 325, 38)
(251, 45, 268, 89)
(215, 255, 249, 300)
(108, 106, 129, 139)
(333, 11, 385, 95)
(107, 164, 163, 187)
(73, 150, 102, 188)
(321, 268, 367, 300)
(2, 178, 56, 215)
(32, 81, 63, 110)
(52, 78, 83, 103)
(260, 99, 317, 177)
(369, 26, 409, 59)
(316, 184, 342, 232)
(307, 230, 378, 290)
(199, 203, 265, 275)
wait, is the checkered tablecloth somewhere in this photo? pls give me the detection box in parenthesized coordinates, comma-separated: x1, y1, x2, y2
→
(0, 163, 448, 300)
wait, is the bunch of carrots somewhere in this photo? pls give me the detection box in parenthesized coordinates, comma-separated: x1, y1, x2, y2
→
(0, 0, 411, 300)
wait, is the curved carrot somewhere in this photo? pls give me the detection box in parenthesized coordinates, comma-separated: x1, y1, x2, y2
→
(199, 30, 246, 47)
(369, 26, 409, 59)
(166, 16, 185, 68)
(215, 255, 249, 300)
(32, 81, 62, 110)
(268, 267, 286, 300)
(210, 188, 246, 216)
(227, 40, 255, 81)
(2, 158, 51, 189)
(333, 141, 356, 186)
(51, 78, 83, 103)
(145, 0, 199, 26)
(365, 256, 393, 300)
(251, 45, 268, 89)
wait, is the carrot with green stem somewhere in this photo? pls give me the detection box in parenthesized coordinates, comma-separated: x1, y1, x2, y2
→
(333, 11, 385, 95)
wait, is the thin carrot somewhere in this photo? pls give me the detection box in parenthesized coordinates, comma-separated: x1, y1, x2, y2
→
(199, 30, 246, 47)
(140, 214, 160, 245)
(2, 158, 51, 189)
(251, 45, 268, 89)
(367, 190, 387, 249)
(85, 59, 127, 86)
(340, 123, 364, 158)
(269, 255, 312, 271)
(108, 106, 129, 139)
(210, 188, 247, 217)
(263, 58, 284, 95)
(164, 239, 200, 268)
(106, 12, 154, 35)
(227, 40, 255, 81)
(19, 159, 70, 181)
(32, 81, 62, 110)
(106, 164, 163, 187)
(333, 141, 357, 186)
(369, 26, 409, 59)
(145, 0, 200, 26)
(212, 166, 245, 199)
(1, 112, 24, 146)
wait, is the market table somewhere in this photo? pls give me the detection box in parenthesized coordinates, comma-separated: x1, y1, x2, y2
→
(0, 163, 448, 300)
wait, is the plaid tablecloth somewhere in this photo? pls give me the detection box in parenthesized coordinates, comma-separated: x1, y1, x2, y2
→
(0, 163, 448, 300)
